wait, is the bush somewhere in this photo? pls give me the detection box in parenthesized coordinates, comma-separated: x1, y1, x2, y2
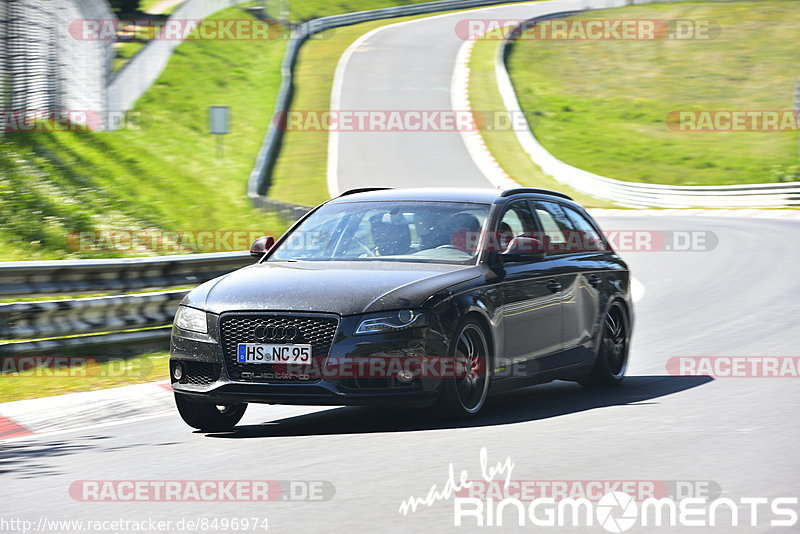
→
(770, 164, 800, 183)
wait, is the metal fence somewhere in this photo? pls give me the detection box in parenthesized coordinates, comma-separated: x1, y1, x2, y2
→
(0, 0, 115, 130)
(0, 0, 251, 132)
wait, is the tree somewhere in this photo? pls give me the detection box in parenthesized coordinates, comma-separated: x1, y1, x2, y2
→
(108, 0, 142, 15)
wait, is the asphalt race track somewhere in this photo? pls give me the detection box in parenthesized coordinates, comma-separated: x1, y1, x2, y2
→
(2, 214, 799, 533)
(330, 0, 597, 194)
(2, 1, 799, 533)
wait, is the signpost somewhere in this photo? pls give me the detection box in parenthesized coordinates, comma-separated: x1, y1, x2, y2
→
(209, 106, 230, 159)
(266, 0, 290, 26)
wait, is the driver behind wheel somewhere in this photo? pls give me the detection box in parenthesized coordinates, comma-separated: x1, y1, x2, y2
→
(448, 212, 482, 254)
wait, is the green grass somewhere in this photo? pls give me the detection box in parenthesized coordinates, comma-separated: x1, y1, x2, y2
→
(468, 33, 618, 207)
(0, 6, 288, 261)
(139, 0, 165, 12)
(0, 353, 169, 402)
(140, 0, 182, 14)
(287, 0, 443, 21)
(113, 42, 146, 73)
(506, 1, 800, 186)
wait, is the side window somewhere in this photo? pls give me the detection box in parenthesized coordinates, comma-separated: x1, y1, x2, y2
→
(532, 201, 578, 254)
(497, 201, 537, 251)
(562, 206, 608, 252)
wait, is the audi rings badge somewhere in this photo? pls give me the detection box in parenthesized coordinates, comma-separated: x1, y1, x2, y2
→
(254, 325, 300, 342)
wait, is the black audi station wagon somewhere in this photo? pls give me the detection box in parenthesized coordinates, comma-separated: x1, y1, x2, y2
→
(170, 188, 633, 430)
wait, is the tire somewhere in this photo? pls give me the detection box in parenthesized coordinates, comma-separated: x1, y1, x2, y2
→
(174, 393, 247, 431)
(580, 301, 630, 387)
(433, 317, 491, 419)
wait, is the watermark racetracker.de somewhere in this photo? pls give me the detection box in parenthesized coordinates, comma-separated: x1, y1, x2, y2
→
(68, 230, 275, 254)
(1, 110, 143, 132)
(272, 110, 537, 132)
(66, 228, 716, 254)
(455, 18, 721, 41)
(666, 110, 800, 131)
(69, 19, 335, 41)
(1, 357, 153, 379)
(69, 479, 334, 502)
(667, 356, 800, 378)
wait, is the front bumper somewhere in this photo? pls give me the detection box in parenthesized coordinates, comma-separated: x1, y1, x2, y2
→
(169, 313, 449, 407)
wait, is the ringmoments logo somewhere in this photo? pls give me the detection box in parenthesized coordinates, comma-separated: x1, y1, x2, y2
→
(398, 448, 799, 530)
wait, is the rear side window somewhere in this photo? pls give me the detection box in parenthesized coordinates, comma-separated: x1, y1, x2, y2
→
(533, 201, 605, 254)
(531, 201, 573, 254)
(562, 206, 609, 252)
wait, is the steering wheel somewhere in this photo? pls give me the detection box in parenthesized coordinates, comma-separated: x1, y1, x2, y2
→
(353, 236, 376, 256)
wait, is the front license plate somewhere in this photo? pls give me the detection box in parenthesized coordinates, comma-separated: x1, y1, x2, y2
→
(237, 343, 312, 365)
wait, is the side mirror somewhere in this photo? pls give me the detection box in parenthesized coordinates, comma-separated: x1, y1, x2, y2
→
(499, 236, 547, 263)
(250, 236, 275, 258)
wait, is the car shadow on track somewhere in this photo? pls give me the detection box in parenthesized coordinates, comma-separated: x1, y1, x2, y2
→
(0, 436, 182, 479)
(204, 375, 712, 439)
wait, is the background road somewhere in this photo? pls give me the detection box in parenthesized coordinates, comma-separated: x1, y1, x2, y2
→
(331, 0, 590, 193)
(3, 1, 799, 532)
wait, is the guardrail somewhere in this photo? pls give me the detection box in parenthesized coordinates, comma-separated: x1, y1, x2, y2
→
(0, 252, 253, 355)
(0, 327, 173, 357)
(0, 290, 189, 340)
(494, 5, 800, 208)
(0, 251, 251, 299)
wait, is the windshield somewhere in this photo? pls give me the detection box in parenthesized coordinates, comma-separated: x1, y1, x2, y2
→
(268, 201, 490, 265)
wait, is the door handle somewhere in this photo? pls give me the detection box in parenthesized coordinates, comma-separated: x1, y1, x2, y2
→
(588, 275, 603, 287)
(547, 280, 562, 293)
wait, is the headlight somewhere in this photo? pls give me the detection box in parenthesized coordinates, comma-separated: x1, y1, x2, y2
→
(174, 305, 207, 333)
(355, 310, 428, 335)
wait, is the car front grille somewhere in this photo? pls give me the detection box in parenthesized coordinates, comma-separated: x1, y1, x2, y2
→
(219, 313, 339, 382)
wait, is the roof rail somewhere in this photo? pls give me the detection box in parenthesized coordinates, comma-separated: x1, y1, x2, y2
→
(500, 188, 573, 201)
(338, 187, 393, 197)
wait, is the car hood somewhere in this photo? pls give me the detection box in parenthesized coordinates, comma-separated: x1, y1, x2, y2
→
(183, 261, 482, 316)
